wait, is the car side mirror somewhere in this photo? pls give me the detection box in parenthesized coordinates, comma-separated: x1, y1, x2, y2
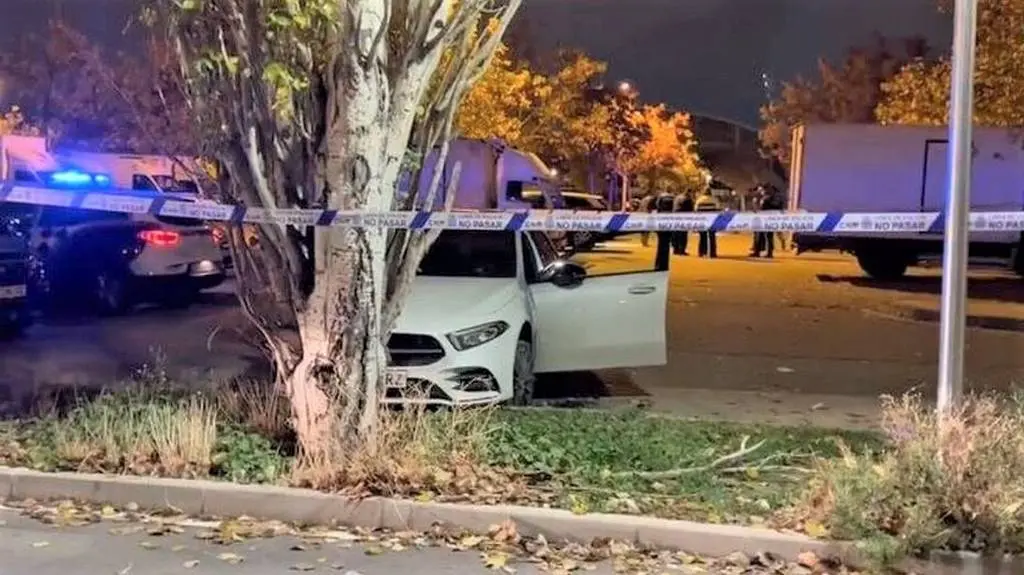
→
(540, 260, 587, 288)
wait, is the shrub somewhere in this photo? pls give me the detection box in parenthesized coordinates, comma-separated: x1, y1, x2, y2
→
(795, 393, 1024, 563)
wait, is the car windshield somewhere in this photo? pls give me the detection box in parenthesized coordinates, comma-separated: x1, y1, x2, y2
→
(418, 230, 517, 278)
(153, 175, 199, 194)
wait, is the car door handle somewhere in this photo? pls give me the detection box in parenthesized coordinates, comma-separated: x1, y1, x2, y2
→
(628, 285, 656, 295)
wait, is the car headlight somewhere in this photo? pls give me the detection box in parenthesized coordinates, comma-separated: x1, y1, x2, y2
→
(446, 321, 509, 351)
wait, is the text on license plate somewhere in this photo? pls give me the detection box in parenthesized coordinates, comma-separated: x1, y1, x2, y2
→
(386, 370, 408, 388)
(0, 285, 27, 300)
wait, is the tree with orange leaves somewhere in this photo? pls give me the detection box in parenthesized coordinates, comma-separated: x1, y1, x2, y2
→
(624, 104, 707, 193)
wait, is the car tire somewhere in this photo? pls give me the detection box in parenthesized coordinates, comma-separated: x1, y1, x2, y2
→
(93, 271, 130, 316)
(856, 249, 910, 281)
(511, 338, 536, 406)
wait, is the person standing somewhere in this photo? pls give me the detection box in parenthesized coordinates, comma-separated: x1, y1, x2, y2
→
(751, 185, 784, 258)
(694, 189, 720, 258)
(671, 190, 694, 255)
(638, 193, 656, 246)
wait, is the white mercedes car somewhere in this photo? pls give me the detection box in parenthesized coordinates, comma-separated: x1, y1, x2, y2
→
(384, 230, 668, 406)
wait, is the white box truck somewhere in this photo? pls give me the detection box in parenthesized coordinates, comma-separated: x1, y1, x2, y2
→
(53, 150, 208, 195)
(789, 123, 1024, 279)
(403, 138, 561, 211)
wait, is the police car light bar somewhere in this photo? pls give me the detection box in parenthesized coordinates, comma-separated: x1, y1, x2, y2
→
(48, 170, 111, 188)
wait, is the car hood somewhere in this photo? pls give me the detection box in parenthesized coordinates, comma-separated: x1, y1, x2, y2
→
(393, 276, 519, 334)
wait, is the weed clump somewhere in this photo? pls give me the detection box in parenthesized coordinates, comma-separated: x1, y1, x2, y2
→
(795, 393, 1024, 563)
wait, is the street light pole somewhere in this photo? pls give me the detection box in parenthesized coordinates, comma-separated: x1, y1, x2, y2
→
(936, 0, 979, 413)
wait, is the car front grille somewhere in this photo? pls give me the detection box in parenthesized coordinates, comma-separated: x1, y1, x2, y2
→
(387, 333, 445, 367)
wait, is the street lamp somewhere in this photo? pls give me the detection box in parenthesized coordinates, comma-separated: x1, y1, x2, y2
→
(617, 81, 632, 93)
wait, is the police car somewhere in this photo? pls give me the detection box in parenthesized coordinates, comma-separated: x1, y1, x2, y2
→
(5, 170, 226, 315)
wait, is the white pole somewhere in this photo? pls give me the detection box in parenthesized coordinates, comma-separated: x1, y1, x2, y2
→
(936, 0, 979, 412)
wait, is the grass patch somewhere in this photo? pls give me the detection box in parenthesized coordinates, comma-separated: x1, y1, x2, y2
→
(485, 409, 882, 521)
(0, 382, 882, 527)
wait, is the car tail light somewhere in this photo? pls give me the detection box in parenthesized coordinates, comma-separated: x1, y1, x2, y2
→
(137, 229, 181, 248)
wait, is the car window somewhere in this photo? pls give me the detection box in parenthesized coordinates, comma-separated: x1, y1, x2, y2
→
(418, 230, 516, 278)
(132, 174, 158, 191)
(528, 231, 560, 267)
(13, 169, 40, 183)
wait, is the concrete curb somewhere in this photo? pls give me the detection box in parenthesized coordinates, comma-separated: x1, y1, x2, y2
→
(885, 304, 1024, 333)
(0, 466, 843, 563)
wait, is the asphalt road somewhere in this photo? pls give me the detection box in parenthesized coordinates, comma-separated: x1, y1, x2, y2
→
(0, 232, 1021, 427)
(0, 506, 829, 575)
(0, 509, 603, 575)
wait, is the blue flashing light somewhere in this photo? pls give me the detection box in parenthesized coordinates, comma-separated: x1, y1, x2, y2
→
(47, 170, 112, 189)
(49, 170, 93, 187)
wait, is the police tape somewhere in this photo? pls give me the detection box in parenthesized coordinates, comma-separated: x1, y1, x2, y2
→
(2, 183, 1024, 233)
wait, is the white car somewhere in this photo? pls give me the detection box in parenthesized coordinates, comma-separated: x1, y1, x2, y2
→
(384, 230, 668, 406)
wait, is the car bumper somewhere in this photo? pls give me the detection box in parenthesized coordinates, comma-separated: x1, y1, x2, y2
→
(380, 329, 517, 407)
(129, 269, 226, 293)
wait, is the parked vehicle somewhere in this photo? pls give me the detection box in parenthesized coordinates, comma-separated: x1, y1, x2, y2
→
(383, 229, 669, 406)
(521, 188, 616, 251)
(404, 138, 563, 211)
(789, 124, 1024, 279)
(1, 137, 225, 314)
(53, 150, 209, 196)
(0, 215, 32, 338)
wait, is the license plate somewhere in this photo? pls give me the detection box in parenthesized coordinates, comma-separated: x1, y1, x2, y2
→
(385, 369, 408, 388)
(0, 285, 26, 300)
(190, 260, 219, 276)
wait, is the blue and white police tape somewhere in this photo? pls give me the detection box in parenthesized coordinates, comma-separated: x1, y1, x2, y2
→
(2, 183, 1024, 233)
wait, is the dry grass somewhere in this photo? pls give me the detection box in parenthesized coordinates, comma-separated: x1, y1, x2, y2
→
(793, 392, 1024, 562)
(47, 391, 218, 477)
(214, 378, 290, 439)
(291, 400, 517, 498)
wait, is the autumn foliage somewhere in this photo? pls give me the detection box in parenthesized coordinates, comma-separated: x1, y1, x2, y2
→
(457, 47, 705, 193)
(758, 36, 928, 166)
(877, 0, 1024, 126)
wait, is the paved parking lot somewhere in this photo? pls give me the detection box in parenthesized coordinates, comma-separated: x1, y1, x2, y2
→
(1, 233, 1021, 428)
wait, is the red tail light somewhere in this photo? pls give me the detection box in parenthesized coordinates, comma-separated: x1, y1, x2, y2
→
(137, 229, 181, 248)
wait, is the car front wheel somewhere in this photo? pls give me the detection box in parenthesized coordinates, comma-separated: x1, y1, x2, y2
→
(511, 338, 536, 406)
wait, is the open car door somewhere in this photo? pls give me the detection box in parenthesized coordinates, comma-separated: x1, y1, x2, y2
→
(526, 231, 669, 373)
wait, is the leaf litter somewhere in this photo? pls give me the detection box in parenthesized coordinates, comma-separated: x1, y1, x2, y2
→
(1, 499, 862, 573)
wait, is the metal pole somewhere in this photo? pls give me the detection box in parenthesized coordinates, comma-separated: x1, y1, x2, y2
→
(936, 0, 979, 412)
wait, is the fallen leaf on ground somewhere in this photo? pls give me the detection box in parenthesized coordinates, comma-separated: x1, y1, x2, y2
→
(797, 551, 819, 568)
(138, 541, 160, 550)
(290, 563, 316, 571)
(31, 541, 49, 548)
(217, 552, 244, 564)
(182, 560, 200, 569)
(483, 551, 510, 570)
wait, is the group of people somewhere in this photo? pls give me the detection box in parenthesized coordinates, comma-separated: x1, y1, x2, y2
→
(638, 189, 722, 258)
(635, 183, 787, 260)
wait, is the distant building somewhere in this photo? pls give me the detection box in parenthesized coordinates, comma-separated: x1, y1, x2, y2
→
(689, 113, 786, 195)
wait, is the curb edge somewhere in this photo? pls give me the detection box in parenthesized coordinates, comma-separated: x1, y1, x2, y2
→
(0, 466, 840, 563)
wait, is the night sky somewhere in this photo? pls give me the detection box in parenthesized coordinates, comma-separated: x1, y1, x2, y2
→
(2, 0, 953, 125)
